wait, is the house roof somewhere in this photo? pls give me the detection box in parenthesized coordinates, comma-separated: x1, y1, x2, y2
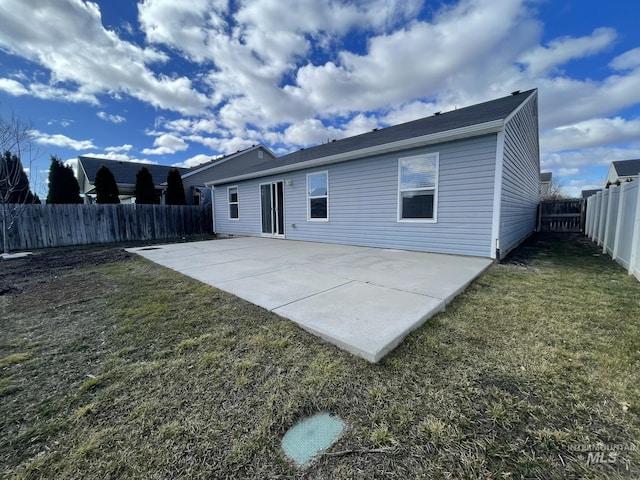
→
(612, 159, 640, 177)
(581, 189, 601, 198)
(206, 89, 537, 186)
(540, 172, 552, 182)
(180, 144, 276, 180)
(78, 156, 188, 187)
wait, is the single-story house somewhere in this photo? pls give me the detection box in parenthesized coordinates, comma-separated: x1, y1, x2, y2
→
(605, 159, 640, 186)
(179, 145, 276, 205)
(77, 156, 188, 203)
(205, 89, 541, 260)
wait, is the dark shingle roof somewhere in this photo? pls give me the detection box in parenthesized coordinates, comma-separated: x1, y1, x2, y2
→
(540, 172, 552, 182)
(209, 89, 536, 183)
(581, 189, 601, 198)
(612, 159, 640, 177)
(78, 157, 188, 186)
(181, 144, 276, 180)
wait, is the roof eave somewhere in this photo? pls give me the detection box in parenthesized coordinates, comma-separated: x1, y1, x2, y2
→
(205, 120, 504, 186)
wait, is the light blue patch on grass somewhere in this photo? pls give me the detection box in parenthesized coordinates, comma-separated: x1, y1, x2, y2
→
(281, 412, 345, 467)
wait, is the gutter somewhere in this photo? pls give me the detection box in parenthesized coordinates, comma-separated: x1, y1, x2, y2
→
(205, 119, 504, 186)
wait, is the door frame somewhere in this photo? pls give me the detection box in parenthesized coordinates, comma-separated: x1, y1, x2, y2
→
(259, 180, 285, 238)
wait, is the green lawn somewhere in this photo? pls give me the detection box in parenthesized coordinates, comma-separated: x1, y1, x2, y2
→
(1, 234, 639, 479)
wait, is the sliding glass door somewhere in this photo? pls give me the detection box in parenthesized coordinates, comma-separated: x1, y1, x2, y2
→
(260, 181, 285, 237)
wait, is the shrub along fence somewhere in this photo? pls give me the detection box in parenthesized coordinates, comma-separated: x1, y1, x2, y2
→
(585, 181, 640, 282)
(1, 204, 213, 251)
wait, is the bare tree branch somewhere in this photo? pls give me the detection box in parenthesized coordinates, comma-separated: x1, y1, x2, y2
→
(1, 113, 40, 254)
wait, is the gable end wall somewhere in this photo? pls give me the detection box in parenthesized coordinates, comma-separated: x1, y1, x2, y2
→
(499, 93, 540, 256)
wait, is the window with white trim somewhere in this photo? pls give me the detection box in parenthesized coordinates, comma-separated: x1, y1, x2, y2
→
(398, 153, 438, 221)
(307, 171, 328, 221)
(228, 186, 239, 219)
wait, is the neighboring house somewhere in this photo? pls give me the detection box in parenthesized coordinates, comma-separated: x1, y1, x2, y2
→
(581, 188, 600, 199)
(205, 89, 540, 260)
(605, 158, 640, 186)
(540, 171, 552, 198)
(180, 144, 276, 205)
(77, 156, 188, 203)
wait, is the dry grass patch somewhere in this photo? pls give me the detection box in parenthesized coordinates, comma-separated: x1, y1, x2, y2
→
(1, 234, 639, 479)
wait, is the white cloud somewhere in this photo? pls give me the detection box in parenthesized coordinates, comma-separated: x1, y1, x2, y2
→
(142, 133, 189, 155)
(282, 119, 343, 147)
(105, 144, 133, 153)
(519, 28, 616, 76)
(0, 78, 29, 96)
(172, 153, 213, 169)
(542, 147, 640, 171)
(0, 0, 207, 114)
(0, 77, 98, 103)
(557, 167, 580, 177)
(32, 130, 96, 150)
(80, 152, 158, 164)
(97, 111, 126, 123)
(541, 117, 640, 152)
(610, 47, 640, 71)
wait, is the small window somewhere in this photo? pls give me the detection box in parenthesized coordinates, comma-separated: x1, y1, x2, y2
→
(307, 171, 328, 221)
(398, 153, 438, 221)
(228, 186, 239, 219)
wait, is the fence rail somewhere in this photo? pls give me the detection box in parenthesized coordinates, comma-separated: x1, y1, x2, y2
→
(585, 182, 640, 282)
(2, 204, 213, 251)
(538, 199, 585, 233)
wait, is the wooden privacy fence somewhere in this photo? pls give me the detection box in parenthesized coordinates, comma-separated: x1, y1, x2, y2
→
(538, 199, 585, 233)
(585, 182, 640, 282)
(2, 204, 213, 251)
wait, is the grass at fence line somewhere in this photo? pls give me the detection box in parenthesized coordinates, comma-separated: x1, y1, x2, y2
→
(1, 234, 639, 479)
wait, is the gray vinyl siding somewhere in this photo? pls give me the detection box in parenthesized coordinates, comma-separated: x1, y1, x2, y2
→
(499, 93, 540, 256)
(214, 135, 497, 257)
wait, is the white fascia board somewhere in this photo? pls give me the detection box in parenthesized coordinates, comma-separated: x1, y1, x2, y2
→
(205, 120, 504, 186)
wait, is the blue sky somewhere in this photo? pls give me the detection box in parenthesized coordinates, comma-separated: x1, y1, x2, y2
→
(0, 0, 639, 198)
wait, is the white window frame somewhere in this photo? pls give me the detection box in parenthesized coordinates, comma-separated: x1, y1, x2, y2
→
(397, 153, 439, 223)
(307, 171, 329, 222)
(228, 185, 239, 220)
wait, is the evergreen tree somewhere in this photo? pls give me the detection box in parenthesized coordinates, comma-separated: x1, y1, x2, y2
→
(134, 167, 157, 204)
(94, 166, 120, 204)
(0, 150, 38, 204)
(46, 155, 82, 204)
(165, 168, 186, 205)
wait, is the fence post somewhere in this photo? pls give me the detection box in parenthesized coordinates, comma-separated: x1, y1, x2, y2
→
(598, 190, 608, 247)
(592, 192, 601, 242)
(613, 184, 627, 260)
(629, 181, 640, 279)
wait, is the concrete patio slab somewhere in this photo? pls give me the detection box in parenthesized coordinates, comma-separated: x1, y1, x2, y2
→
(273, 281, 445, 362)
(128, 237, 492, 362)
(216, 267, 351, 311)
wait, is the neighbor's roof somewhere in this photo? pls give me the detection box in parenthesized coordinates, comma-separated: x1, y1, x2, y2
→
(78, 156, 188, 186)
(540, 172, 552, 182)
(612, 159, 640, 177)
(581, 189, 601, 198)
(180, 144, 276, 180)
(207, 89, 537, 185)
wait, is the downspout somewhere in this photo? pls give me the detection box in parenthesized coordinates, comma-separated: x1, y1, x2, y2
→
(490, 130, 506, 261)
(210, 186, 216, 235)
